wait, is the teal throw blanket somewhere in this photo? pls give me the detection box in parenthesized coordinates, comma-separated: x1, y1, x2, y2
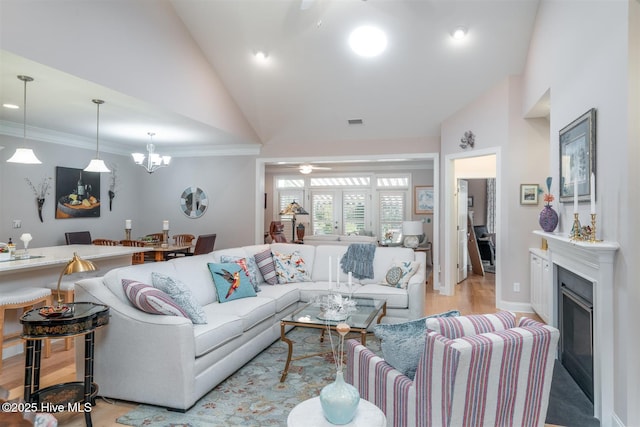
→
(340, 243, 376, 279)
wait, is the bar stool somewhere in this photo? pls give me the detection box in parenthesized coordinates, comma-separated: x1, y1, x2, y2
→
(0, 288, 52, 371)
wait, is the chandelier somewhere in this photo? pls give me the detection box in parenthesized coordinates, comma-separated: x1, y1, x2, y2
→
(131, 132, 171, 173)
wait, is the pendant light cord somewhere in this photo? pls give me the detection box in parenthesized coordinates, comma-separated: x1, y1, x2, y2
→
(92, 99, 105, 158)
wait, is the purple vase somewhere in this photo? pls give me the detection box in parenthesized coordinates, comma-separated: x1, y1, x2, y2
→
(539, 205, 559, 232)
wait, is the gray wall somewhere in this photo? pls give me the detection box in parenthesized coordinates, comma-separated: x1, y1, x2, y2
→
(0, 134, 256, 250)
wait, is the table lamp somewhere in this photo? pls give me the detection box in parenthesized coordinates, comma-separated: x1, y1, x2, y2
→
(402, 221, 423, 249)
(55, 252, 98, 306)
(279, 201, 309, 241)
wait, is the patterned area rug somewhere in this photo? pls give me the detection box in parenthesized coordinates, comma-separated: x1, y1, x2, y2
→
(116, 320, 586, 427)
(116, 327, 380, 427)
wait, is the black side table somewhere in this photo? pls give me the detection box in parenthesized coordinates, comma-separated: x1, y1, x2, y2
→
(20, 302, 109, 427)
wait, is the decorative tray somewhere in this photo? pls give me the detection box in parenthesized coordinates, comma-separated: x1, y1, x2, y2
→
(39, 305, 73, 318)
(317, 312, 349, 322)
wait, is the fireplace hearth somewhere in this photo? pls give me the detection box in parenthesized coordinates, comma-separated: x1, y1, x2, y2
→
(533, 230, 618, 425)
(558, 266, 593, 402)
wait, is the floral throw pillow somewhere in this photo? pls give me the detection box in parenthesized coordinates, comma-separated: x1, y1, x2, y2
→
(220, 255, 261, 292)
(272, 250, 312, 284)
(387, 259, 421, 289)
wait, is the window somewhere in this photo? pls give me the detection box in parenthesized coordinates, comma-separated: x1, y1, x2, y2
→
(311, 192, 335, 235)
(343, 192, 366, 235)
(379, 191, 405, 239)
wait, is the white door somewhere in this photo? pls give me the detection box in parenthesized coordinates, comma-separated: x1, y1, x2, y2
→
(457, 179, 468, 283)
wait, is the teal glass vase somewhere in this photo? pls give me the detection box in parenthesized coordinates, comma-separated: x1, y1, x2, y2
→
(320, 370, 360, 425)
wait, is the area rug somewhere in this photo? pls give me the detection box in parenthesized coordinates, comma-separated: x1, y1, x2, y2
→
(117, 325, 594, 427)
(116, 327, 376, 427)
(483, 260, 495, 274)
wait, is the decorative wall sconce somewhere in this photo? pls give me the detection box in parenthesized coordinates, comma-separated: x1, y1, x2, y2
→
(460, 130, 475, 149)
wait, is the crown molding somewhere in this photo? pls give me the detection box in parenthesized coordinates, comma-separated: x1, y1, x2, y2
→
(0, 120, 261, 157)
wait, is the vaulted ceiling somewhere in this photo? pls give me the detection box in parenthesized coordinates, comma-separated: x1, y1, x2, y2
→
(0, 0, 539, 158)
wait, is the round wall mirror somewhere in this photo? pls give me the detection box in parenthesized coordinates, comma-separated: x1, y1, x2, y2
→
(180, 186, 208, 218)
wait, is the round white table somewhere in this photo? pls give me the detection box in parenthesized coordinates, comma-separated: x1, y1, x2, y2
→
(287, 396, 386, 427)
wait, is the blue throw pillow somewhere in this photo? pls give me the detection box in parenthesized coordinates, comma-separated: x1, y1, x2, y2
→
(207, 262, 257, 303)
(373, 310, 460, 379)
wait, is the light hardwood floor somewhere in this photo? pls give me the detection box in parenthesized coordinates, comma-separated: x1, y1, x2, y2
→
(1, 271, 545, 427)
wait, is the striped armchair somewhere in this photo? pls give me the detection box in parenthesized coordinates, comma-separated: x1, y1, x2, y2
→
(347, 312, 559, 427)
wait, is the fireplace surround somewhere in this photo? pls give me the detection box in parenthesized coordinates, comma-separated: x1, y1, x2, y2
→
(534, 230, 618, 425)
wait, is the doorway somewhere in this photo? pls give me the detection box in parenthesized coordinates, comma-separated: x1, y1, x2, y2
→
(443, 149, 499, 298)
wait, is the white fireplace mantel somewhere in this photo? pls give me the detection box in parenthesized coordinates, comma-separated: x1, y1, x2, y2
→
(533, 231, 619, 426)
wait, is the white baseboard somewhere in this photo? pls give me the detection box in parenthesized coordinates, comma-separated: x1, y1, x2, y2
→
(497, 300, 533, 314)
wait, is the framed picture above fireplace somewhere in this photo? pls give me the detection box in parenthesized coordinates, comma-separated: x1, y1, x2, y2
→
(559, 108, 596, 204)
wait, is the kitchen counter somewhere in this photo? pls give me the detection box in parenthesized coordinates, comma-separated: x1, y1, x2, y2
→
(1, 244, 150, 361)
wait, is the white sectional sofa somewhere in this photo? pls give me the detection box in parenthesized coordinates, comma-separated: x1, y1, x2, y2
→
(74, 243, 426, 411)
(302, 234, 378, 246)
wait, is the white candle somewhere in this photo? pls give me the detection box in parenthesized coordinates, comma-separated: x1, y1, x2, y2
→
(163, 220, 169, 230)
(125, 219, 132, 229)
(336, 262, 340, 288)
(348, 272, 352, 286)
(590, 173, 596, 214)
(328, 257, 332, 285)
(573, 177, 578, 214)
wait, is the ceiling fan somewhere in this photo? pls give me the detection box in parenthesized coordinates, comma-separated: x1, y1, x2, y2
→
(294, 164, 332, 174)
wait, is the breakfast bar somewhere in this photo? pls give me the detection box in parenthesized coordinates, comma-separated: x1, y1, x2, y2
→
(0, 244, 148, 362)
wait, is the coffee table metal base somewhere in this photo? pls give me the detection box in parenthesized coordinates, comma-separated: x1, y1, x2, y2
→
(279, 299, 386, 382)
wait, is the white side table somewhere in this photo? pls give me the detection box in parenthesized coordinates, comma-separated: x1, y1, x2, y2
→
(287, 396, 386, 427)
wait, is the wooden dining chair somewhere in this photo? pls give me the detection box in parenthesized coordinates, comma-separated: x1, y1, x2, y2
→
(120, 240, 147, 264)
(168, 234, 216, 258)
(165, 234, 196, 259)
(92, 238, 119, 246)
(173, 234, 195, 247)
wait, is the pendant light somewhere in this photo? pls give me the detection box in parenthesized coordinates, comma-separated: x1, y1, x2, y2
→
(6, 75, 42, 164)
(84, 99, 111, 173)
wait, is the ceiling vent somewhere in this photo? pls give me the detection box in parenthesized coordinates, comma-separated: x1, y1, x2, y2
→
(347, 119, 364, 125)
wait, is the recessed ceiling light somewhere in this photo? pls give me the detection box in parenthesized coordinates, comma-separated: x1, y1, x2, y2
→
(2, 103, 19, 109)
(255, 51, 269, 62)
(452, 26, 467, 40)
(349, 26, 387, 57)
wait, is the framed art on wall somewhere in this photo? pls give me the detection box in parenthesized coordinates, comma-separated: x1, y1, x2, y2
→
(54, 167, 101, 218)
(180, 186, 208, 218)
(414, 186, 434, 214)
(559, 108, 596, 203)
(520, 184, 539, 205)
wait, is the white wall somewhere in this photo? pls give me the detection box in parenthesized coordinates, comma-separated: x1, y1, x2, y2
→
(0, 0, 258, 144)
(522, 1, 634, 425)
(440, 75, 549, 307)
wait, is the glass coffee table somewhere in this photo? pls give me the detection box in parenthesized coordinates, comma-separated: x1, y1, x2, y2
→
(279, 297, 386, 382)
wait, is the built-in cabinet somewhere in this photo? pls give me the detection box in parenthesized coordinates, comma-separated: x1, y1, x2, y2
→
(529, 248, 551, 324)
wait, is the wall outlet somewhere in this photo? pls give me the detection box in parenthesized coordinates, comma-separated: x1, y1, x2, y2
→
(12, 219, 21, 228)
(513, 282, 521, 292)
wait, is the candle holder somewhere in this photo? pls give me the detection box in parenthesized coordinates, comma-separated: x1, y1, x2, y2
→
(125, 229, 131, 240)
(590, 213, 597, 242)
(162, 230, 169, 245)
(570, 213, 582, 241)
